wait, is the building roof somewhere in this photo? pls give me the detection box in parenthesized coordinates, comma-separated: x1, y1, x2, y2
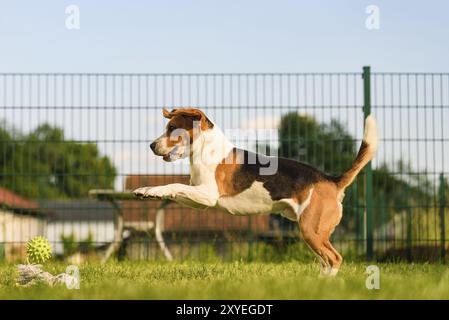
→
(0, 187, 47, 217)
(39, 199, 117, 222)
(0, 187, 39, 210)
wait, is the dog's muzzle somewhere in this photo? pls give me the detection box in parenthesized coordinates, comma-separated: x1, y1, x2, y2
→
(162, 146, 183, 162)
(150, 140, 183, 162)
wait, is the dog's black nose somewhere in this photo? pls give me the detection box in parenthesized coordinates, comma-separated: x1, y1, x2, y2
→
(150, 142, 157, 152)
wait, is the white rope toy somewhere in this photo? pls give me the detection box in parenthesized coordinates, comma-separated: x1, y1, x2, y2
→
(16, 264, 78, 287)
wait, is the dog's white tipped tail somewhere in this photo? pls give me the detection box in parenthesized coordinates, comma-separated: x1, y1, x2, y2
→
(363, 114, 378, 153)
(336, 115, 378, 190)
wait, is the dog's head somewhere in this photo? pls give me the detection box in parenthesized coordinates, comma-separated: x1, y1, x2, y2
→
(150, 108, 214, 162)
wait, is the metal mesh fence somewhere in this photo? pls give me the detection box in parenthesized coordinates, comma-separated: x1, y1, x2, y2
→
(0, 68, 448, 262)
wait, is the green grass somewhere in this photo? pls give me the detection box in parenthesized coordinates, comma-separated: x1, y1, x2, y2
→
(1, 261, 449, 299)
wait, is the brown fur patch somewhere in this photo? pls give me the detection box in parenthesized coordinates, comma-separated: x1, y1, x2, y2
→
(215, 148, 242, 196)
(292, 187, 315, 204)
(163, 108, 214, 131)
(165, 114, 195, 146)
(161, 108, 214, 147)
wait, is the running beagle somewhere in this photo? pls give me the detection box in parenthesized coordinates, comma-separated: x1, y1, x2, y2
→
(134, 108, 378, 275)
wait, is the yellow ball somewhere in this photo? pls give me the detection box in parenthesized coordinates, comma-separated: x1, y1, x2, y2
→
(26, 236, 52, 264)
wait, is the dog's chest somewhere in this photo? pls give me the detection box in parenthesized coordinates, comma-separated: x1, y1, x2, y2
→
(216, 181, 274, 215)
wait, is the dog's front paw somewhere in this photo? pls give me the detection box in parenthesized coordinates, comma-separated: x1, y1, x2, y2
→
(133, 186, 173, 199)
(134, 187, 158, 199)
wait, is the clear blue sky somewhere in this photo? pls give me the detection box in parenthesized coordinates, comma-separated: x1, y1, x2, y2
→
(0, 0, 448, 73)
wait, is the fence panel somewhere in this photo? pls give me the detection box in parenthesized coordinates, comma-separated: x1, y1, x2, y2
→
(0, 69, 447, 262)
(371, 72, 449, 261)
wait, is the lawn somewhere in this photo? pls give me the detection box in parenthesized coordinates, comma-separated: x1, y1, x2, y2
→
(0, 261, 448, 299)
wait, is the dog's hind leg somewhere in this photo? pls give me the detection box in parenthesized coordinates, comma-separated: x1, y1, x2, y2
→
(298, 186, 343, 276)
(299, 223, 336, 275)
(323, 240, 343, 276)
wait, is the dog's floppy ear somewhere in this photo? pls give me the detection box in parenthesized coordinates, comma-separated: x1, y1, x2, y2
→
(162, 108, 173, 119)
(163, 108, 214, 130)
(178, 109, 214, 131)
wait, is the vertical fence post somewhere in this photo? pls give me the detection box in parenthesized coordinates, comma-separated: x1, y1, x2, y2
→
(440, 173, 446, 262)
(363, 66, 374, 261)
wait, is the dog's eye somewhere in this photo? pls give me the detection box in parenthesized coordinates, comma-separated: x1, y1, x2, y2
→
(168, 125, 176, 131)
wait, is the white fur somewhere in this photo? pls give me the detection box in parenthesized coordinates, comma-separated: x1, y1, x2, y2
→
(133, 184, 216, 208)
(329, 268, 340, 276)
(297, 188, 314, 218)
(274, 199, 300, 221)
(216, 186, 314, 220)
(273, 188, 314, 221)
(217, 181, 273, 215)
(190, 125, 234, 187)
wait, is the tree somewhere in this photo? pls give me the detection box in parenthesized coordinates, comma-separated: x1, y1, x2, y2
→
(278, 113, 356, 175)
(0, 122, 116, 199)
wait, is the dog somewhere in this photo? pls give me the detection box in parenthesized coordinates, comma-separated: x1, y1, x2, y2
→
(134, 108, 378, 275)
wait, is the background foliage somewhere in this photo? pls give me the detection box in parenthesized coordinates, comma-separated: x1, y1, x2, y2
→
(0, 121, 116, 199)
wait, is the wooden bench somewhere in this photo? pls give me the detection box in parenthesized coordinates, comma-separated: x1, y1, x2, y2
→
(88, 189, 173, 262)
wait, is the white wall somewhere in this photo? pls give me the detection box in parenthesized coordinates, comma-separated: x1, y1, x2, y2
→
(0, 209, 46, 243)
(46, 221, 114, 254)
